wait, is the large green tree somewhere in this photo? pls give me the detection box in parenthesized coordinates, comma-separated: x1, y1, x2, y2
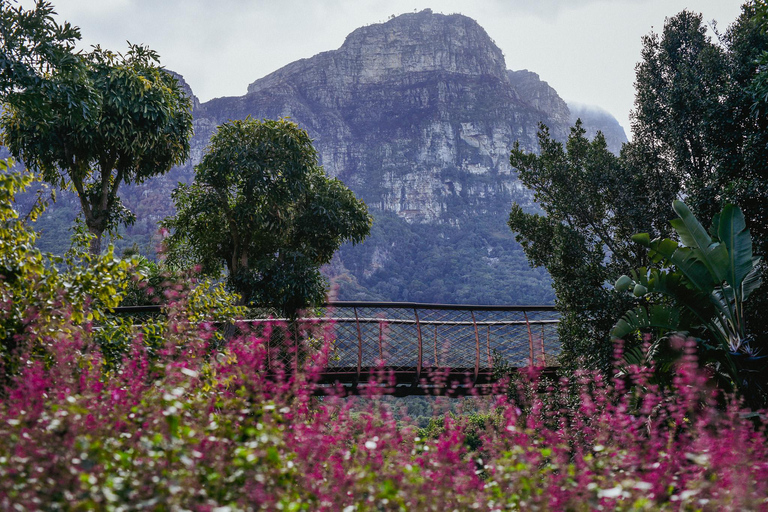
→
(631, 4, 768, 347)
(510, 3, 768, 371)
(0, 1, 193, 255)
(162, 118, 372, 316)
(508, 122, 677, 371)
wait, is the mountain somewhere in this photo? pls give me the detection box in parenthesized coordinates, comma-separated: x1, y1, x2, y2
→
(27, 9, 628, 305)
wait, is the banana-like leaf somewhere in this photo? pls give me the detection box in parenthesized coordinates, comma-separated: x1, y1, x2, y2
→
(648, 239, 716, 293)
(611, 303, 682, 341)
(672, 200, 712, 251)
(622, 344, 647, 367)
(718, 203, 753, 293)
(671, 201, 729, 283)
(742, 259, 763, 300)
(646, 238, 679, 265)
(632, 232, 651, 247)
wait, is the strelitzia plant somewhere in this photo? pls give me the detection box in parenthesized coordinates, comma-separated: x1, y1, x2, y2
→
(612, 201, 764, 401)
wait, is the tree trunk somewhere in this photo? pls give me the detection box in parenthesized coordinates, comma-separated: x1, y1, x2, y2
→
(88, 226, 102, 256)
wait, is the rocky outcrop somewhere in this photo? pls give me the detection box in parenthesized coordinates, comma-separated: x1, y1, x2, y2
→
(31, 10, 628, 303)
(507, 70, 571, 128)
(192, 10, 624, 225)
(166, 70, 200, 111)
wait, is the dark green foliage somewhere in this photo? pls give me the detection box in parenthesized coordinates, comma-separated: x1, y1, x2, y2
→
(508, 122, 675, 371)
(631, 4, 768, 348)
(511, 4, 768, 372)
(0, 1, 193, 254)
(0, 0, 82, 95)
(163, 118, 371, 316)
(613, 201, 765, 405)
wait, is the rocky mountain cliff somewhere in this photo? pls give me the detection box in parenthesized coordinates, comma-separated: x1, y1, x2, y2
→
(190, 10, 623, 226)
(29, 9, 628, 304)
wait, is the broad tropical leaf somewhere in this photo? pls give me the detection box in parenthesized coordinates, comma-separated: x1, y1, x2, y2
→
(611, 304, 683, 341)
(718, 203, 753, 293)
(671, 200, 712, 251)
(742, 260, 763, 300)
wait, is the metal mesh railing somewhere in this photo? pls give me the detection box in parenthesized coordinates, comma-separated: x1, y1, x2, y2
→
(111, 301, 560, 391)
(308, 302, 559, 375)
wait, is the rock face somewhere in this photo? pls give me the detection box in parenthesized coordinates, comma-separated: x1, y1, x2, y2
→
(192, 10, 624, 227)
(31, 10, 628, 304)
(568, 103, 628, 155)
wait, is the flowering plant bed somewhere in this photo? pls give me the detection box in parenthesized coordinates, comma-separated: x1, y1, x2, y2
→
(2, 307, 767, 510)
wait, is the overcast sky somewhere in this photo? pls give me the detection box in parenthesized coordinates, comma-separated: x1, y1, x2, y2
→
(37, 0, 745, 138)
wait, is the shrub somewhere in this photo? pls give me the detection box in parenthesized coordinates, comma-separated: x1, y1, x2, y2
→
(2, 306, 768, 510)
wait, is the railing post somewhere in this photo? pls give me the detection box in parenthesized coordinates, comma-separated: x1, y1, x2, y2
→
(414, 308, 423, 382)
(354, 307, 363, 384)
(378, 320, 384, 361)
(540, 324, 546, 366)
(293, 320, 299, 376)
(524, 311, 534, 366)
(434, 325, 439, 366)
(471, 311, 480, 383)
(487, 325, 492, 368)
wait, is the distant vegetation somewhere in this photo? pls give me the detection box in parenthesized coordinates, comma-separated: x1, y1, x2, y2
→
(334, 210, 553, 304)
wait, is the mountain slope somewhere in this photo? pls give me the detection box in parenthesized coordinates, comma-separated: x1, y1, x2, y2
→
(28, 9, 628, 305)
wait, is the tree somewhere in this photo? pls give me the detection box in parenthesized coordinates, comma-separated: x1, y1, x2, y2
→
(162, 118, 372, 316)
(631, 3, 768, 350)
(508, 122, 679, 371)
(0, 1, 193, 254)
(510, 4, 768, 372)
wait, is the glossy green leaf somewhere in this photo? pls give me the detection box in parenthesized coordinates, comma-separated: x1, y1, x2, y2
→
(718, 203, 753, 292)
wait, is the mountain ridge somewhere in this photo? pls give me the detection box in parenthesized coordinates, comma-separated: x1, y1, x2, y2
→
(27, 9, 627, 305)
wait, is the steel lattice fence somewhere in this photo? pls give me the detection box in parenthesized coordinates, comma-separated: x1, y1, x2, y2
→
(310, 303, 559, 372)
(111, 302, 560, 393)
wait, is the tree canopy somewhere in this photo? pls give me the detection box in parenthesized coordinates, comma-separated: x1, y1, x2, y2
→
(508, 122, 676, 370)
(0, 1, 193, 254)
(163, 118, 372, 316)
(510, 3, 768, 371)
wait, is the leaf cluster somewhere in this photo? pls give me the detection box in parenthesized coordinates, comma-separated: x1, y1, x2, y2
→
(0, 161, 134, 379)
(613, 201, 765, 404)
(0, 2, 193, 253)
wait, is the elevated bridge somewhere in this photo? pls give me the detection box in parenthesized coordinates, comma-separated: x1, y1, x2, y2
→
(114, 301, 560, 396)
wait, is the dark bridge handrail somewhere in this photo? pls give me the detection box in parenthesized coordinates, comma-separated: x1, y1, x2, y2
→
(110, 302, 558, 315)
(324, 301, 557, 312)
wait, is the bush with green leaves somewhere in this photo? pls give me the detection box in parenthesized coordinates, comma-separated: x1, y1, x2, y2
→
(613, 200, 764, 405)
(0, 161, 133, 376)
(0, 162, 243, 372)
